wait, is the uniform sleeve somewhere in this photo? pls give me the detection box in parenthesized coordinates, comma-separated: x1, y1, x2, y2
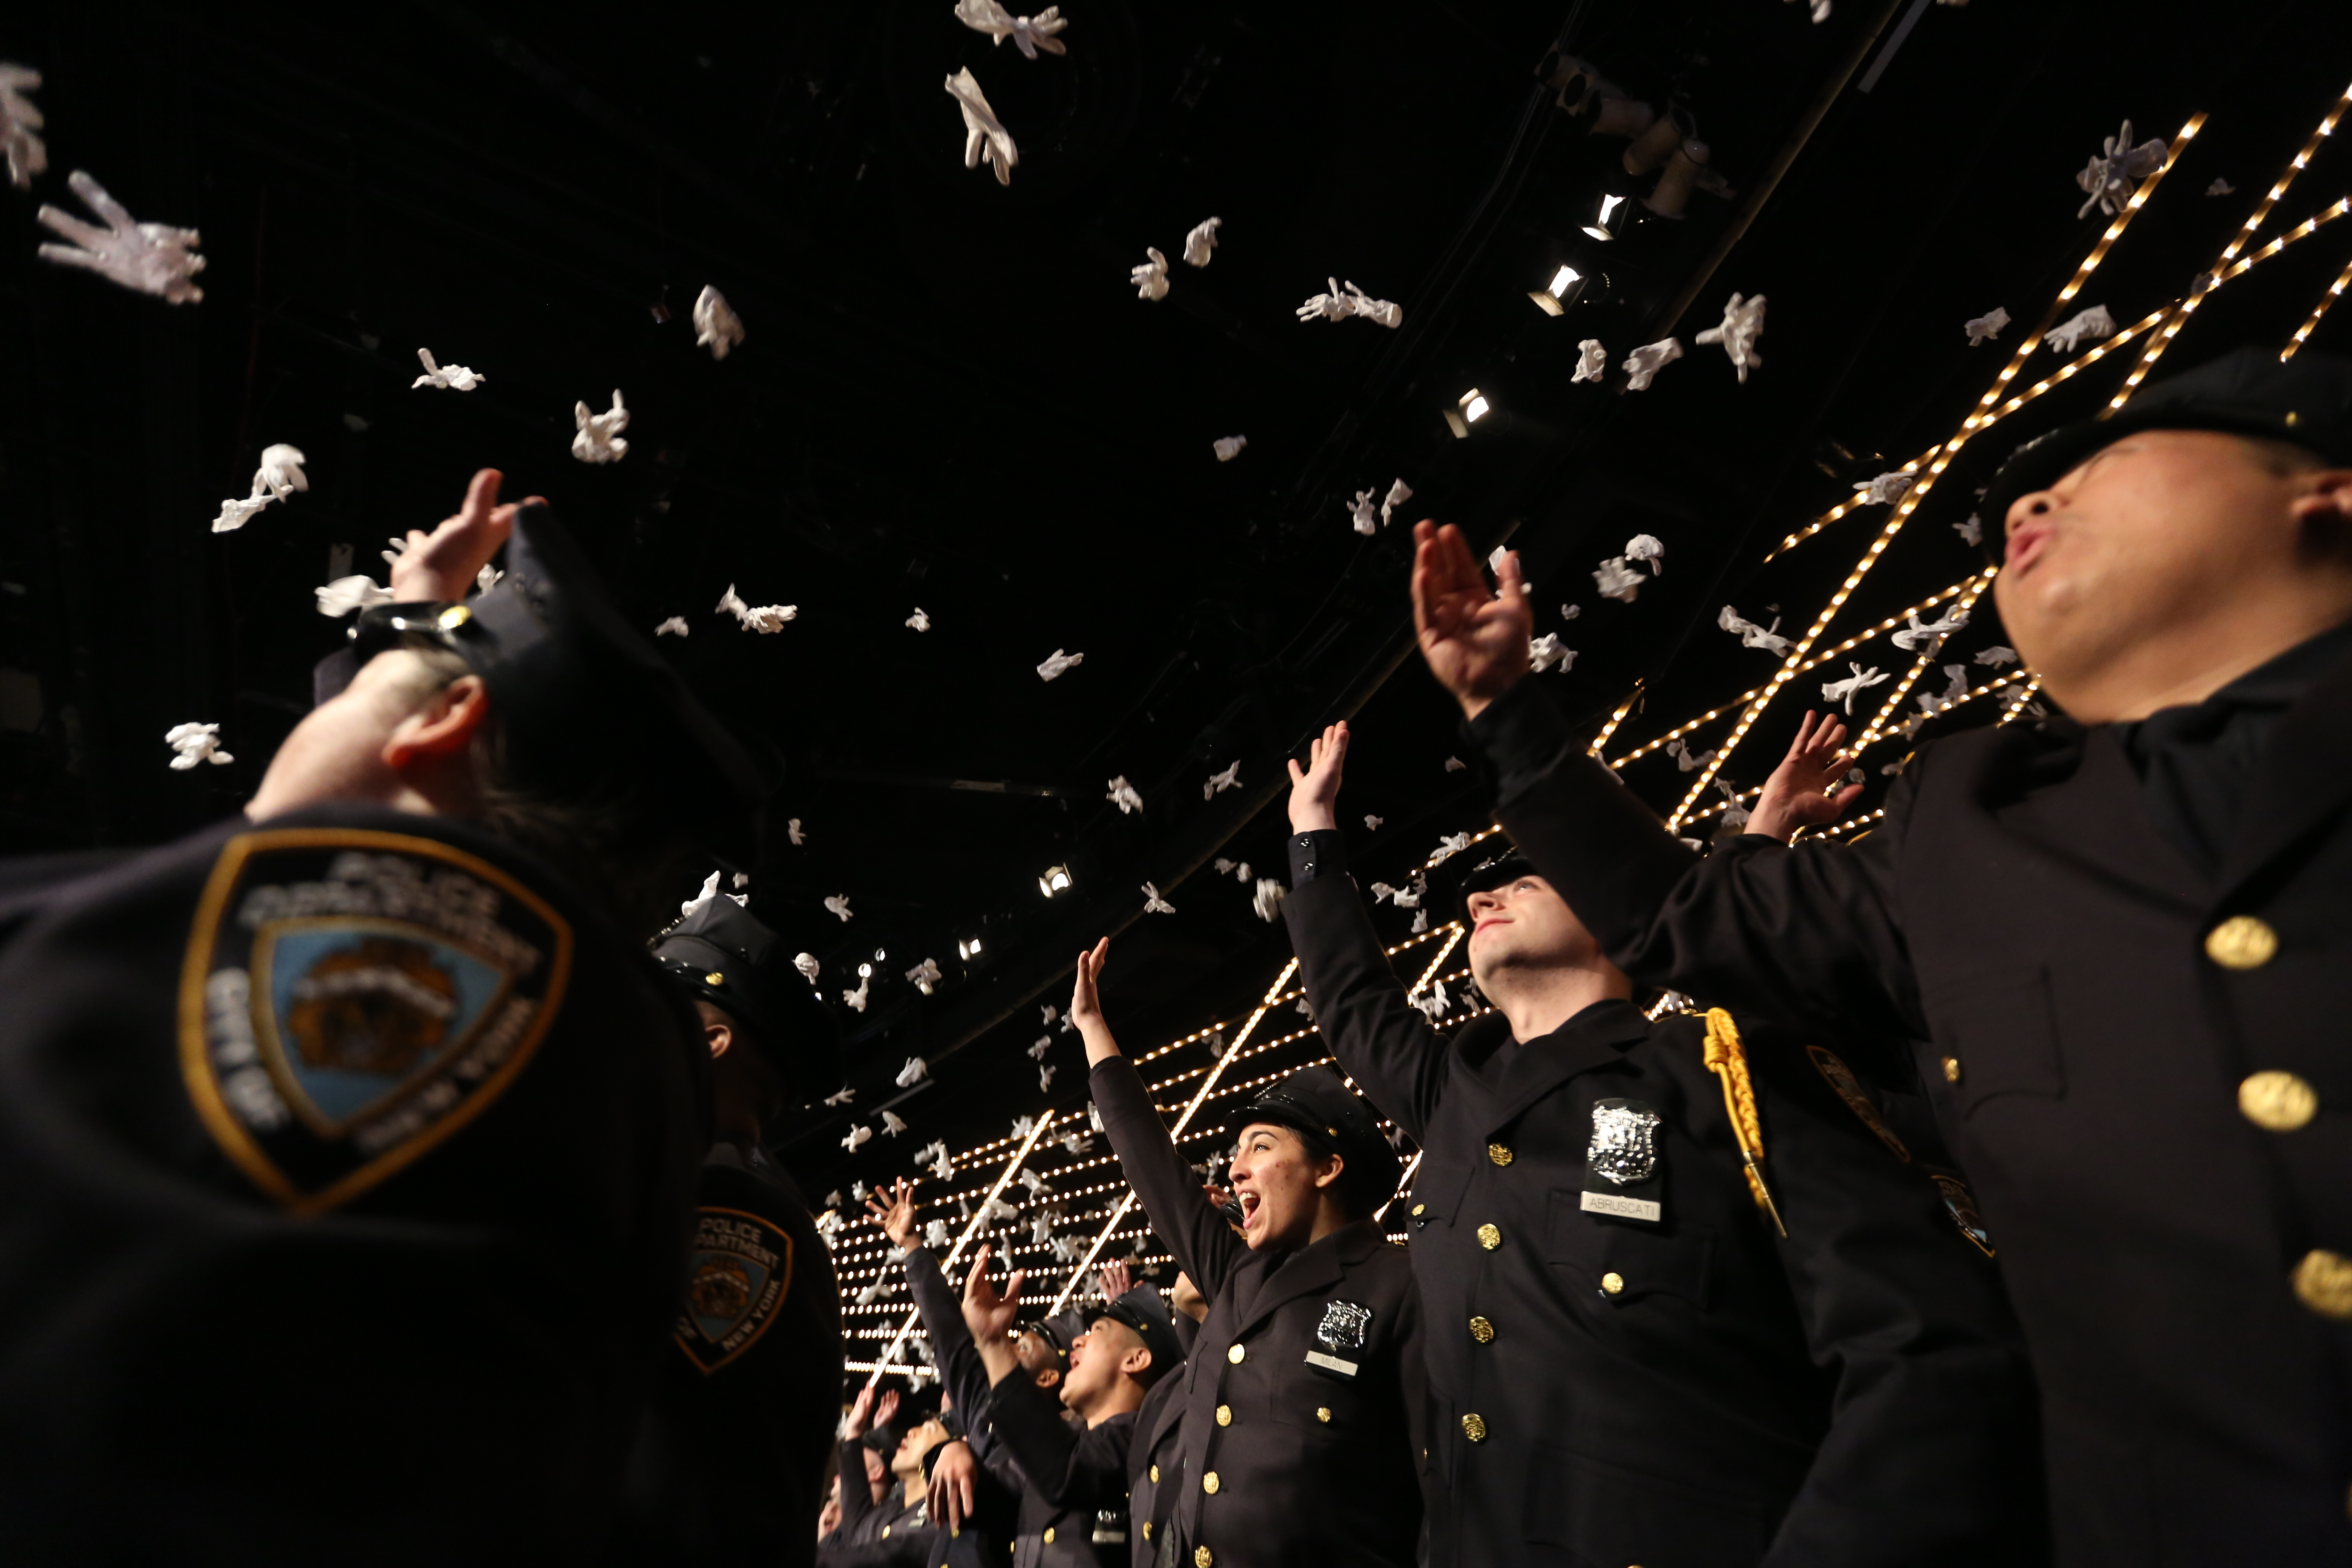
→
(1281, 832, 1451, 1142)
(1470, 677, 1927, 1042)
(903, 1247, 993, 1440)
(1089, 1054, 1245, 1302)
(983, 1371, 1131, 1512)
(833, 1440, 880, 1538)
(1751, 1042, 2049, 1566)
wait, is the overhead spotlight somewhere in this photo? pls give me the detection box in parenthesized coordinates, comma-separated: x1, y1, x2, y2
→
(874, 948, 886, 962)
(1529, 264, 1588, 316)
(1644, 139, 1706, 218)
(1038, 864, 1073, 897)
(1443, 388, 1492, 439)
(957, 935, 984, 960)
(1582, 194, 1629, 241)
(858, 962, 873, 978)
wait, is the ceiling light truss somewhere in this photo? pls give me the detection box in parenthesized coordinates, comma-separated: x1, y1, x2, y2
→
(2284, 243, 2352, 360)
(1653, 114, 2201, 831)
(2107, 87, 2349, 409)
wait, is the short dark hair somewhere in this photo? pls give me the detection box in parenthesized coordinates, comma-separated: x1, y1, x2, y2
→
(402, 639, 700, 936)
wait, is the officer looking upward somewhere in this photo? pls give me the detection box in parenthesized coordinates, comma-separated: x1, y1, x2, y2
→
(950, 1249, 1188, 1566)
(0, 469, 766, 1561)
(613, 895, 848, 1562)
(1410, 347, 2352, 1565)
(1071, 938, 1425, 1568)
(1281, 723, 2046, 1566)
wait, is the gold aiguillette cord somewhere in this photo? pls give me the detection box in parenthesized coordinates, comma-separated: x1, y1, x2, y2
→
(1703, 1007, 1787, 1239)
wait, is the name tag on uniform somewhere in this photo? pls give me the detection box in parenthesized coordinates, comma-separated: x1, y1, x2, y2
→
(1307, 1300, 1371, 1377)
(1581, 1098, 1665, 1224)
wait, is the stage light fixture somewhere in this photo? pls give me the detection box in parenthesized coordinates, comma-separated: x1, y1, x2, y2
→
(958, 936, 984, 960)
(1443, 388, 1492, 439)
(1583, 194, 1628, 241)
(1529, 264, 1587, 315)
(858, 962, 873, 978)
(1038, 864, 1073, 897)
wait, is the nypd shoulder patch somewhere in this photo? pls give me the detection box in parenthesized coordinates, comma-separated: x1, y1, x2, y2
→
(676, 1206, 796, 1373)
(176, 827, 572, 1214)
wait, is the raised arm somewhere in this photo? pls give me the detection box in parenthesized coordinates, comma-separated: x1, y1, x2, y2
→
(1411, 521, 1922, 1042)
(1280, 722, 1453, 1140)
(1072, 940, 1247, 1300)
(865, 1179, 992, 1436)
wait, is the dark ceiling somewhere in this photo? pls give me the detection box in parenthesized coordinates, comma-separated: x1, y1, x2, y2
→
(3, 0, 2349, 1192)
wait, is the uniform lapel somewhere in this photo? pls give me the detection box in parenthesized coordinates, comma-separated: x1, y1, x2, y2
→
(1998, 724, 2209, 908)
(1477, 1001, 1651, 1135)
(1230, 1221, 1372, 1341)
(2214, 641, 2352, 902)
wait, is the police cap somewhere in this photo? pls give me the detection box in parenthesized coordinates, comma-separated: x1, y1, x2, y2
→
(1234, 1064, 1403, 1216)
(1980, 347, 2352, 529)
(348, 499, 772, 862)
(1447, 842, 1539, 924)
(651, 896, 842, 1102)
(1097, 1285, 1189, 1382)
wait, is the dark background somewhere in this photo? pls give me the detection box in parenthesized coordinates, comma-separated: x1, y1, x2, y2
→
(2, 0, 2348, 1207)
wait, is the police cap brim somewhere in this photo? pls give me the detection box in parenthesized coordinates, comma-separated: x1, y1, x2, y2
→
(1979, 346, 2352, 535)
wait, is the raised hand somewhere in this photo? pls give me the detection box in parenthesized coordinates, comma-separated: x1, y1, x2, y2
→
(843, 1382, 879, 1439)
(1411, 521, 1532, 719)
(1071, 937, 1124, 1069)
(865, 1176, 920, 1251)
(386, 468, 520, 604)
(928, 1439, 980, 1531)
(1285, 722, 1349, 833)
(1097, 1261, 1133, 1301)
(961, 1243, 1026, 1346)
(1747, 710, 1864, 842)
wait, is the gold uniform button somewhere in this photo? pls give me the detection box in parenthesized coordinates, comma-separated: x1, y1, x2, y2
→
(2293, 1249, 2352, 1319)
(1941, 1056, 1963, 1085)
(1411, 1203, 1425, 1216)
(1601, 1271, 1626, 1296)
(1043, 1528, 1056, 1545)
(1227, 1342, 1246, 1364)
(2240, 1071, 2319, 1132)
(1196, 1548, 1214, 1568)
(1143, 1523, 1153, 1542)
(2206, 915, 2279, 971)
(704, 971, 726, 986)
(1461, 1412, 1488, 1443)
(1488, 1142, 1514, 1167)
(1316, 1407, 1331, 1423)
(1477, 1223, 1502, 1250)
(1468, 1315, 1495, 1344)
(880, 1527, 891, 1539)
(1149, 1464, 1160, 1483)
(1216, 1404, 1232, 1426)
(436, 603, 473, 631)
(1202, 1472, 1220, 1495)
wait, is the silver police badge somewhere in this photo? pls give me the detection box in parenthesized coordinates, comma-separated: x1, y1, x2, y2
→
(1317, 1300, 1372, 1354)
(1306, 1300, 1372, 1377)
(1587, 1102, 1664, 1186)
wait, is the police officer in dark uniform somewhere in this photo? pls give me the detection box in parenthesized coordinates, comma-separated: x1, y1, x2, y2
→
(953, 1258, 1189, 1568)
(1407, 347, 2352, 1567)
(1070, 938, 1425, 1568)
(1280, 724, 2046, 1566)
(613, 895, 847, 1562)
(0, 470, 764, 1561)
(826, 1384, 950, 1564)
